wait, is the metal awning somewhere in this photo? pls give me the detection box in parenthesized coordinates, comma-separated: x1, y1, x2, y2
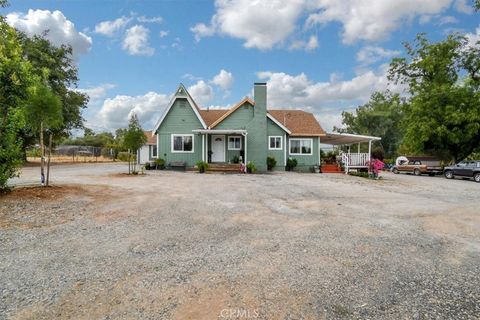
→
(192, 129, 247, 134)
(322, 132, 381, 145)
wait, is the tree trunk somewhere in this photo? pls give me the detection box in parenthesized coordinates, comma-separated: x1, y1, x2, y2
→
(46, 133, 53, 186)
(40, 121, 45, 186)
(128, 149, 131, 174)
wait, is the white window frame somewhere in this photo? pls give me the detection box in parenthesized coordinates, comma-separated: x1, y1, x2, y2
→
(289, 138, 313, 155)
(228, 136, 242, 150)
(151, 145, 157, 158)
(268, 136, 283, 150)
(171, 134, 194, 153)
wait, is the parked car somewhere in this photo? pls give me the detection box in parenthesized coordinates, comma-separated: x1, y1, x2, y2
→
(444, 160, 480, 182)
(392, 156, 443, 176)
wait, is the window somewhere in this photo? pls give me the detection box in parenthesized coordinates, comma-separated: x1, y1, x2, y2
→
(151, 145, 157, 158)
(228, 136, 241, 150)
(290, 139, 312, 155)
(269, 136, 282, 150)
(171, 134, 194, 153)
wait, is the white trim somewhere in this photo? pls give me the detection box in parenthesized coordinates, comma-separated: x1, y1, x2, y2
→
(267, 113, 291, 134)
(152, 84, 207, 133)
(202, 134, 205, 162)
(192, 129, 247, 134)
(211, 135, 226, 162)
(284, 134, 287, 166)
(171, 134, 195, 153)
(268, 136, 283, 150)
(289, 138, 313, 155)
(228, 136, 242, 150)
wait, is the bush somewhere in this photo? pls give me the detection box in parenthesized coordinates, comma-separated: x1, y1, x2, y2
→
(246, 161, 257, 173)
(231, 155, 240, 164)
(155, 158, 165, 170)
(196, 161, 209, 173)
(349, 171, 369, 178)
(117, 151, 130, 162)
(266, 156, 277, 170)
(286, 158, 297, 171)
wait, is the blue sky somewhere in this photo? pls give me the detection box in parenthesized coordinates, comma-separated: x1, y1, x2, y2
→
(3, 0, 480, 132)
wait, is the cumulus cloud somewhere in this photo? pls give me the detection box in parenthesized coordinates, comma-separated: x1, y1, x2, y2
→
(191, 0, 307, 50)
(6, 9, 92, 60)
(76, 84, 116, 104)
(454, 0, 474, 14)
(465, 25, 480, 47)
(211, 69, 234, 90)
(137, 16, 163, 24)
(257, 66, 405, 131)
(356, 46, 401, 65)
(97, 92, 170, 130)
(159, 30, 169, 38)
(289, 35, 319, 51)
(123, 25, 155, 56)
(188, 80, 214, 105)
(94, 16, 131, 36)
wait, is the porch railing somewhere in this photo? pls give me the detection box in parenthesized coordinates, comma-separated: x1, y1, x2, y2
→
(340, 152, 370, 173)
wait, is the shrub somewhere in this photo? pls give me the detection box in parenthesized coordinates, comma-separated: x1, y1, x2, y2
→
(196, 161, 209, 173)
(349, 171, 369, 178)
(246, 161, 257, 173)
(231, 155, 240, 164)
(117, 151, 130, 162)
(286, 158, 298, 171)
(155, 158, 165, 170)
(266, 156, 277, 170)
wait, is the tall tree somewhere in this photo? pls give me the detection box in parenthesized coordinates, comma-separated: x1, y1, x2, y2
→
(123, 114, 147, 174)
(335, 91, 406, 158)
(389, 34, 480, 161)
(0, 20, 32, 191)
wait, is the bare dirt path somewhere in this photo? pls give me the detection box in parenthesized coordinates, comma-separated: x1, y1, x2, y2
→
(1, 164, 479, 319)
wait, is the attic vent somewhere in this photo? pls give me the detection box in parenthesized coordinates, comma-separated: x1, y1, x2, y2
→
(215, 137, 222, 141)
(178, 88, 183, 94)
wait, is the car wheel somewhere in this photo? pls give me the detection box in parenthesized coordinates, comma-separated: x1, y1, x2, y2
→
(413, 168, 421, 176)
(474, 172, 480, 183)
(393, 168, 399, 174)
(444, 170, 454, 179)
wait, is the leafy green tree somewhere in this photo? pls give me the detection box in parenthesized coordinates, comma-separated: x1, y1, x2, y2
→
(0, 21, 32, 191)
(123, 114, 147, 174)
(389, 34, 480, 161)
(335, 91, 406, 158)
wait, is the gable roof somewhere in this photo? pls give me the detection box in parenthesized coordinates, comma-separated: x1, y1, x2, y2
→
(209, 97, 254, 128)
(268, 110, 326, 136)
(143, 131, 156, 144)
(199, 109, 229, 127)
(152, 84, 207, 133)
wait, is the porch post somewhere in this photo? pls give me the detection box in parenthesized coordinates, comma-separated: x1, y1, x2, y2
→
(202, 134, 205, 162)
(368, 140, 372, 162)
(358, 143, 360, 153)
(243, 133, 248, 164)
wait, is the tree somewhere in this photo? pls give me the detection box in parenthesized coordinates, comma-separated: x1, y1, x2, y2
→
(17, 33, 89, 157)
(26, 84, 63, 186)
(389, 34, 480, 161)
(334, 91, 406, 158)
(0, 20, 32, 191)
(123, 114, 146, 174)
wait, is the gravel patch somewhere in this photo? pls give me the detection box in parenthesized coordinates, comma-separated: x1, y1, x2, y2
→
(1, 164, 479, 319)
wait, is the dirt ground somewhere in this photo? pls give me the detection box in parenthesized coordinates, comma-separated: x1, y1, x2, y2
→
(1, 163, 479, 319)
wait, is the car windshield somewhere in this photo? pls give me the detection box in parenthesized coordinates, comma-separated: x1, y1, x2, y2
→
(457, 161, 466, 167)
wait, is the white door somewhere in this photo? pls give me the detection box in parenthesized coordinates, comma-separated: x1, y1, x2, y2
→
(211, 135, 225, 162)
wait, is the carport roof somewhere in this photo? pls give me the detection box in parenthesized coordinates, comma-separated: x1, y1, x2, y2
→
(322, 132, 381, 145)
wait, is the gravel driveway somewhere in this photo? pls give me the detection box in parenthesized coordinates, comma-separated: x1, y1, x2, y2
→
(1, 163, 479, 319)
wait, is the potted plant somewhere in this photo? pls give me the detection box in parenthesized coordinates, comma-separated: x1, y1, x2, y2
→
(286, 158, 297, 171)
(246, 161, 257, 173)
(266, 156, 277, 171)
(196, 161, 209, 173)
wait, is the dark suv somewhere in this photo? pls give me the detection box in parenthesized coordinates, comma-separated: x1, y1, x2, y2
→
(444, 160, 480, 182)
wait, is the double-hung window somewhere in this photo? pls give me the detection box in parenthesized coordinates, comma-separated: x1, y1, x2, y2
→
(171, 134, 194, 152)
(289, 139, 312, 155)
(228, 136, 241, 150)
(269, 136, 282, 150)
(151, 145, 157, 158)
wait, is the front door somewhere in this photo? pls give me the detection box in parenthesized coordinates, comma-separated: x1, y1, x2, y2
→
(211, 135, 225, 162)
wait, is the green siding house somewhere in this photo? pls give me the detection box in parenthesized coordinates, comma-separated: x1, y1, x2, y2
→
(152, 83, 326, 172)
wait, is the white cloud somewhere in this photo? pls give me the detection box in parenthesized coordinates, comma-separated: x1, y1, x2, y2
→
(137, 16, 163, 24)
(191, 0, 306, 50)
(257, 66, 405, 131)
(437, 15, 459, 25)
(76, 84, 116, 104)
(211, 69, 234, 90)
(357, 46, 401, 65)
(289, 35, 319, 51)
(6, 9, 92, 60)
(97, 92, 170, 130)
(94, 16, 131, 36)
(123, 25, 155, 56)
(159, 30, 169, 38)
(188, 80, 214, 105)
(306, 0, 453, 44)
(454, 0, 474, 14)
(465, 26, 480, 47)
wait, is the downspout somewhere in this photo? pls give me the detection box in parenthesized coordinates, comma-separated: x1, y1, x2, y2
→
(284, 133, 287, 166)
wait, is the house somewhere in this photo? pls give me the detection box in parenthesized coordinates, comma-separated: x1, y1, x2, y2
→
(151, 82, 326, 172)
(137, 130, 157, 164)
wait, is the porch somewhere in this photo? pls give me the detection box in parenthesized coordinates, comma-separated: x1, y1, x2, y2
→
(192, 129, 248, 165)
(321, 132, 382, 174)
